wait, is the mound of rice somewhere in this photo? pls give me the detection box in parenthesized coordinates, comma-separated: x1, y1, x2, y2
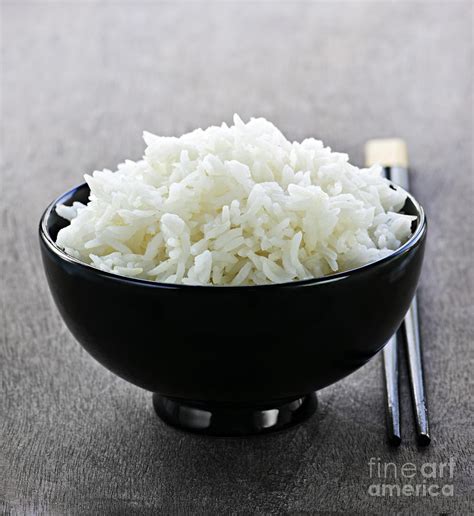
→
(56, 115, 415, 286)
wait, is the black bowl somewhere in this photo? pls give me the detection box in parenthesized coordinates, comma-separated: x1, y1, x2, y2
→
(39, 183, 426, 436)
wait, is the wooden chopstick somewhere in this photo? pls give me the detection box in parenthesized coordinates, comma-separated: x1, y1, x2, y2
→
(402, 297, 431, 445)
(382, 334, 402, 446)
(365, 138, 430, 446)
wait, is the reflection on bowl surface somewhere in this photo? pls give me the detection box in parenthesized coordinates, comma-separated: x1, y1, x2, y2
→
(39, 183, 426, 435)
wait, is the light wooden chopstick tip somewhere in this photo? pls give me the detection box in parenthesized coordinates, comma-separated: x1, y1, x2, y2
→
(365, 138, 408, 168)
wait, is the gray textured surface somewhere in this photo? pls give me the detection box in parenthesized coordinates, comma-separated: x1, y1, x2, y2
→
(1, 1, 473, 514)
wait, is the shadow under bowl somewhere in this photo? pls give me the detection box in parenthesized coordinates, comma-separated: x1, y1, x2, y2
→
(39, 183, 426, 436)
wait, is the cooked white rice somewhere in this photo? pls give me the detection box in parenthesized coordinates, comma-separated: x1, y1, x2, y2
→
(56, 115, 415, 286)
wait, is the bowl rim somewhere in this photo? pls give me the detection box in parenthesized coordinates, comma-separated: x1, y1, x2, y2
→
(39, 181, 427, 290)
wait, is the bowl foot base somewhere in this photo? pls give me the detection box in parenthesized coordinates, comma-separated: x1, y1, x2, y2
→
(152, 392, 317, 436)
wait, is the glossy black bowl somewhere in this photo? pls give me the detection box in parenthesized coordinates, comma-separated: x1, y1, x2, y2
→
(39, 183, 426, 436)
